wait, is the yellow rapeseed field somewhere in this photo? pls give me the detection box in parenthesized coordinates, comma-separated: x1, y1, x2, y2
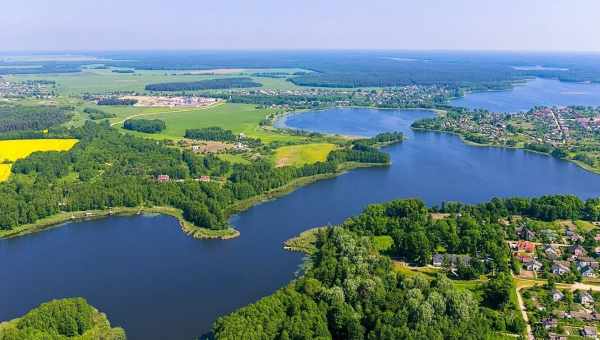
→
(0, 139, 78, 182)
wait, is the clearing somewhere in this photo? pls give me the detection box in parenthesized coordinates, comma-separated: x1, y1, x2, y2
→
(275, 143, 336, 167)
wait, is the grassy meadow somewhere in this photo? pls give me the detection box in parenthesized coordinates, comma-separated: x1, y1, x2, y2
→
(274, 143, 336, 167)
(98, 103, 306, 143)
(6, 68, 304, 95)
(0, 139, 79, 181)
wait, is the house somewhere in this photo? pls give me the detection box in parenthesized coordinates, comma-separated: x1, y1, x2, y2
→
(552, 289, 565, 302)
(191, 145, 200, 152)
(518, 227, 536, 241)
(199, 175, 211, 182)
(548, 333, 567, 340)
(570, 233, 585, 243)
(523, 258, 543, 271)
(594, 234, 600, 242)
(552, 261, 571, 275)
(581, 267, 597, 278)
(594, 246, 600, 256)
(545, 245, 561, 260)
(517, 240, 536, 253)
(432, 254, 471, 268)
(570, 244, 587, 257)
(432, 254, 445, 267)
(579, 291, 595, 306)
(581, 326, 597, 338)
(541, 318, 558, 329)
(157, 174, 170, 182)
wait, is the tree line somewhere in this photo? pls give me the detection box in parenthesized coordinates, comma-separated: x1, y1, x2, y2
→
(123, 118, 166, 134)
(145, 77, 261, 92)
(0, 122, 390, 231)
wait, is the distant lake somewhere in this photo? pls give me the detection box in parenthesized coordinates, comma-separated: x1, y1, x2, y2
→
(3, 107, 600, 340)
(450, 78, 600, 112)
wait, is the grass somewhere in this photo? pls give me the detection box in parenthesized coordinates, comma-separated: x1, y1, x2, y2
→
(0, 139, 79, 182)
(274, 143, 336, 167)
(6, 68, 305, 95)
(99, 103, 305, 143)
(283, 227, 326, 254)
(217, 153, 251, 164)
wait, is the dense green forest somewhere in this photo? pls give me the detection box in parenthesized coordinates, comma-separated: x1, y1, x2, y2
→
(0, 104, 72, 132)
(0, 122, 390, 231)
(213, 195, 600, 339)
(0, 298, 125, 340)
(185, 127, 237, 141)
(123, 118, 166, 133)
(145, 77, 261, 91)
(213, 227, 520, 339)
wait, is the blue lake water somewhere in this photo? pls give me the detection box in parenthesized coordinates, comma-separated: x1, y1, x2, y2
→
(450, 78, 600, 112)
(3, 97, 600, 338)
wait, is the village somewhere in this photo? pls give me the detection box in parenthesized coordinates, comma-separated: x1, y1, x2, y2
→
(509, 219, 600, 339)
(0, 77, 55, 98)
(119, 95, 221, 108)
(212, 84, 454, 110)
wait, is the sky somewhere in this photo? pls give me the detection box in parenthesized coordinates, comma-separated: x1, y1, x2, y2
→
(2, 0, 600, 52)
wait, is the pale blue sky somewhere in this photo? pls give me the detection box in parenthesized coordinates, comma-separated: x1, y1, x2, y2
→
(2, 0, 600, 51)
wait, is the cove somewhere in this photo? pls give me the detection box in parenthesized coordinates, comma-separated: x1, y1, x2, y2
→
(450, 77, 600, 112)
(2, 108, 600, 340)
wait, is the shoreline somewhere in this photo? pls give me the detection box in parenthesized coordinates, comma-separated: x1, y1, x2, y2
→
(0, 161, 387, 241)
(412, 127, 600, 176)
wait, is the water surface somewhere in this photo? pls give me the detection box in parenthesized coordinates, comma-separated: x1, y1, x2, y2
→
(450, 78, 600, 112)
(2, 108, 600, 340)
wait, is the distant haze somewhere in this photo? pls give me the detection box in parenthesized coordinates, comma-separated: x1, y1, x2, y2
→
(2, 0, 600, 52)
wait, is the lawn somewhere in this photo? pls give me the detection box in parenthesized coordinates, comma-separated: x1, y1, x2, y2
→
(274, 143, 336, 167)
(0, 139, 79, 182)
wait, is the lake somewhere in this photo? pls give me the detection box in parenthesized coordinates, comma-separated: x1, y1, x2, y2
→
(450, 77, 600, 112)
(3, 105, 600, 339)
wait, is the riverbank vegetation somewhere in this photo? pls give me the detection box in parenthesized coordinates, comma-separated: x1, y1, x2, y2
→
(412, 106, 600, 174)
(0, 298, 125, 340)
(0, 122, 393, 238)
(213, 195, 600, 339)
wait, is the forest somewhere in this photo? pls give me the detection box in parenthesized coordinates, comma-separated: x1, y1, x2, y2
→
(185, 127, 237, 141)
(83, 107, 117, 120)
(145, 77, 261, 91)
(123, 118, 166, 133)
(0, 298, 125, 340)
(213, 194, 600, 339)
(0, 104, 72, 133)
(0, 122, 390, 232)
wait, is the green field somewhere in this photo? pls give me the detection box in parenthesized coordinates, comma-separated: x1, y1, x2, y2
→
(6, 68, 305, 95)
(96, 103, 305, 143)
(274, 143, 336, 167)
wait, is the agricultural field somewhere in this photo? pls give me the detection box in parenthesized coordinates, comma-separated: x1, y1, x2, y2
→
(102, 103, 305, 143)
(5, 68, 304, 95)
(274, 143, 336, 167)
(0, 139, 79, 181)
